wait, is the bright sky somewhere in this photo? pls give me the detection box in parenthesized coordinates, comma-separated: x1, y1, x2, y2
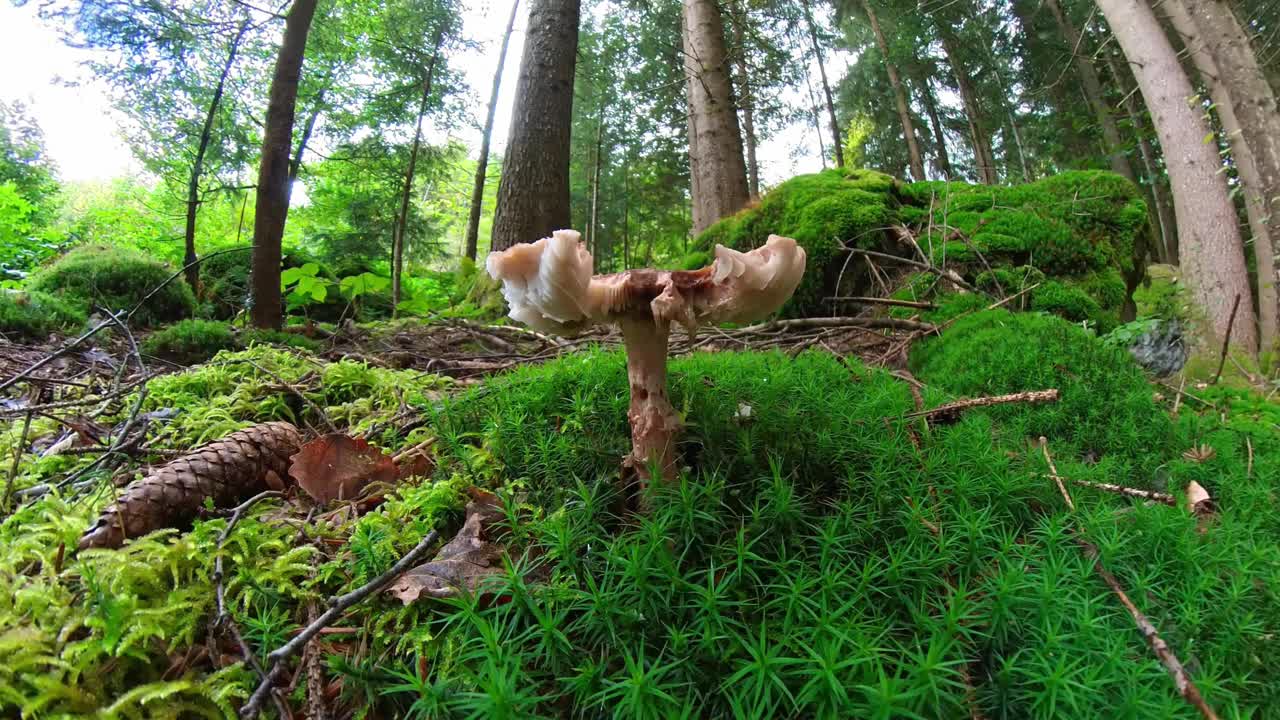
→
(0, 0, 827, 187)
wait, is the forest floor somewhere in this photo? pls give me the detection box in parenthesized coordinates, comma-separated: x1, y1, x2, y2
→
(1, 303, 1277, 719)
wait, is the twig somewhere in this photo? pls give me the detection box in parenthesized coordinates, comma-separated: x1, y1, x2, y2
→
(0, 318, 119, 394)
(738, 316, 936, 333)
(240, 528, 441, 719)
(1077, 541, 1221, 720)
(824, 296, 938, 309)
(1211, 294, 1241, 385)
(241, 359, 338, 434)
(904, 389, 1059, 421)
(1172, 374, 1186, 415)
(843, 247, 982, 294)
(127, 246, 251, 321)
(1246, 437, 1253, 479)
(2, 410, 34, 515)
(1039, 437, 1075, 512)
(1070, 479, 1175, 505)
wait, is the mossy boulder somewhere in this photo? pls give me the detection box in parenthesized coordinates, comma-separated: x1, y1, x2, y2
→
(693, 168, 1151, 323)
(0, 289, 87, 342)
(30, 245, 195, 327)
(143, 319, 322, 365)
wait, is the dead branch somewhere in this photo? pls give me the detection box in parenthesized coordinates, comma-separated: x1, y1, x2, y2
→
(739, 316, 936, 333)
(1070, 479, 1175, 505)
(1039, 437, 1075, 512)
(842, 247, 982, 295)
(1211, 294, 1241, 385)
(904, 389, 1059, 422)
(824, 296, 938, 309)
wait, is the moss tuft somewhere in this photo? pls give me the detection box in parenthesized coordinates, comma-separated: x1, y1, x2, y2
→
(142, 319, 239, 365)
(30, 245, 195, 327)
(0, 289, 87, 341)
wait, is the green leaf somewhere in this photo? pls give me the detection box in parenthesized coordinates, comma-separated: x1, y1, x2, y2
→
(1202, 132, 1216, 145)
(339, 272, 389, 299)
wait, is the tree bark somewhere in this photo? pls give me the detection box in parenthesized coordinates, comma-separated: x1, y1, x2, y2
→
(939, 29, 998, 184)
(464, 0, 520, 261)
(392, 32, 444, 311)
(918, 76, 953, 178)
(731, 0, 760, 198)
(288, 87, 325, 188)
(803, 66, 828, 170)
(863, 0, 924, 181)
(1185, 0, 1280, 352)
(683, 0, 750, 234)
(588, 104, 604, 270)
(185, 20, 248, 292)
(1105, 49, 1178, 264)
(250, 0, 320, 330)
(490, 0, 580, 251)
(1095, 0, 1257, 354)
(802, 0, 843, 167)
(1045, 0, 1135, 182)
(1167, 0, 1274, 348)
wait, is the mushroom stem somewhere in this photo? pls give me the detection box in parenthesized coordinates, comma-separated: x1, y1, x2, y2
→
(619, 316, 680, 495)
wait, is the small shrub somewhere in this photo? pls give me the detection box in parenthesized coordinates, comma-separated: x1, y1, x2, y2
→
(201, 248, 324, 321)
(0, 289, 86, 341)
(142, 319, 237, 365)
(30, 245, 195, 326)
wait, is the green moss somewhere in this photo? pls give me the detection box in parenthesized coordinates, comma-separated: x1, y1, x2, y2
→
(241, 328, 321, 352)
(675, 250, 711, 270)
(911, 309, 1172, 474)
(0, 290, 87, 341)
(141, 319, 238, 365)
(30, 245, 195, 327)
(1030, 280, 1117, 333)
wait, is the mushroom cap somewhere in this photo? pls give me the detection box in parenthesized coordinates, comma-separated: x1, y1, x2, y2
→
(486, 229, 806, 335)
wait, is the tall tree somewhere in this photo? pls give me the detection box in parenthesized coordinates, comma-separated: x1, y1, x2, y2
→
(915, 73, 953, 178)
(251, 0, 320, 330)
(391, 31, 445, 310)
(729, 0, 761, 198)
(802, 0, 844, 167)
(937, 26, 998, 184)
(1094, 0, 1257, 354)
(464, 0, 520, 261)
(860, 0, 925, 181)
(683, 0, 750, 234)
(490, 0, 581, 251)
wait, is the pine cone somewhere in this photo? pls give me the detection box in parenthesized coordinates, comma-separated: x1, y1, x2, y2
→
(78, 421, 303, 550)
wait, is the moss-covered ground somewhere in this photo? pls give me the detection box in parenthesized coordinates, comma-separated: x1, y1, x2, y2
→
(0, 309, 1277, 718)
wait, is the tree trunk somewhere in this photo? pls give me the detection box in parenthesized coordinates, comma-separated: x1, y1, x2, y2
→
(465, 0, 520, 261)
(588, 105, 604, 271)
(683, 0, 750, 234)
(802, 0, 843, 167)
(184, 20, 248, 292)
(803, 66, 828, 170)
(490, 0, 580, 251)
(939, 29, 998, 184)
(863, 0, 924, 181)
(917, 77, 952, 178)
(1095, 0, 1257, 354)
(1045, 0, 1135, 182)
(731, 0, 760, 198)
(1105, 49, 1178, 264)
(622, 161, 630, 268)
(250, 0, 319, 330)
(1186, 0, 1280, 352)
(392, 33, 444, 311)
(288, 87, 325, 188)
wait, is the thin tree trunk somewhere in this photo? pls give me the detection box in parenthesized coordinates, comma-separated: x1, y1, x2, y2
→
(491, 0, 580, 251)
(1045, 0, 1135, 182)
(863, 0, 924, 181)
(918, 77, 953, 178)
(939, 29, 998, 184)
(731, 0, 760, 198)
(1186, 0, 1280, 352)
(185, 20, 248, 291)
(465, 0, 520, 261)
(588, 104, 604, 270)
(683, 0, 750, 234)
(1095, 0, 1257, 355)
(250, 0, 320, 330)
(1106, 49, 1178, 264)
(392, 32, 444, 311)
(803, 65, 828, 170)
(622, 160, 630, 268)
(288, 87, 325, 188)
(803, 0, 843, 167)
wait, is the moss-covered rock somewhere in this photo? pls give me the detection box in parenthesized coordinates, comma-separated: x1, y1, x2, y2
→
(142, 319, 238, 365)
(0, 289, 87, 341)
(693, 169, 1151, 323)
(30, 245, 195, 327)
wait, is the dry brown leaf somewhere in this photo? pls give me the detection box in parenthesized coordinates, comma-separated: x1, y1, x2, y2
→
(1182, 444, 1216, 463)
(387, 488, 508, 603)
(289, 434, 398, 504)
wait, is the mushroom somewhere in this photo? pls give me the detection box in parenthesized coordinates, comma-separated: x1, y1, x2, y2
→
(486, 229, 806, 500)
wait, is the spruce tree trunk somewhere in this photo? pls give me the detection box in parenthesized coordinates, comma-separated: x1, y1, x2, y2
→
(392, 34, 444, 311)
(918, 77, 953, 178)
(490, 0, 580, 251)
(683, 0, 749, 234)
(184, 21, 248, 292)
(939, 30, 997, 184)
(1172, 0, 1269, 348)
(250, 0, 320, 330)
(803, 66, 828, 170)
(1095, 0, 1257, 354)
(1044, 0, 1135, 182)
(731, 0, 760, 198)
(802, 0, 843, 167)
(863, 0, 924, 181)
(1104, 49, 1179, 264)
(1186, 0, 1280, 352)
(464, 0, 520, 261)
(588, 106, 604, 270)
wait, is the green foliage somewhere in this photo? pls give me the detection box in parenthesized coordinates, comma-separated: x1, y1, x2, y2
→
(1030, 280, 1116, 333)
(142, 319, 238, 365)
(910, 309, 1172, 474)
(0, 289, 87, 341)
(30, 245, 195, 327)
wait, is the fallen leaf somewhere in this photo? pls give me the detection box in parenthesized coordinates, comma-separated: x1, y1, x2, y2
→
(388, 488, 508, 603)
(289, 434, 398, 504)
